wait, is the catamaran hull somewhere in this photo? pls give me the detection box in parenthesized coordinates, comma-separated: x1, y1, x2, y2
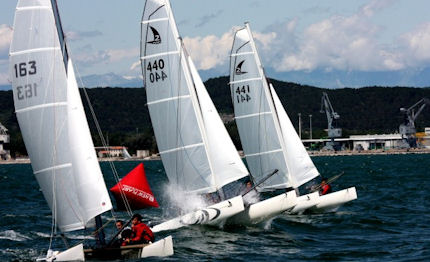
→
(37, 244, 84, 262)
(226, 190, 297, 226)
(307, 187, 357, 213)
(151, 196, 244, 233)
(83, 235, 174, 260)
(288, 191, 320, 214)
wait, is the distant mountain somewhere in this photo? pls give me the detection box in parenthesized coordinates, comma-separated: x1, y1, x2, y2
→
(80, 72, 142, 88)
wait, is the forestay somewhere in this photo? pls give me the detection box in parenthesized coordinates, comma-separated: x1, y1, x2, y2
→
(141, 0, 248, 194)
(9, 0, 112, 232)
(230, 23, 319, 190)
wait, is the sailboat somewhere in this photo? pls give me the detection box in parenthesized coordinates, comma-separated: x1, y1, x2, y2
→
(140, 0, 248, 232)
(9, 0, 172, 260)
(229, 22, 357, 214)
(141, 0, 297, 230)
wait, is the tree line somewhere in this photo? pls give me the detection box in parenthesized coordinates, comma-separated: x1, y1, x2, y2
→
(1, 76, 430, 157)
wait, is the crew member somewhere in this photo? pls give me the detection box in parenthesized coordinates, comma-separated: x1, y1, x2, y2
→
(130, 214, 154, 244)
(320, 178, 332, 195)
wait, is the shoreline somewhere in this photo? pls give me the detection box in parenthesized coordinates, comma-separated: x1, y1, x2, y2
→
(2, 148, 429, 164)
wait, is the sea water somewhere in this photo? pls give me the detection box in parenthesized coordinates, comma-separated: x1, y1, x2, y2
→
(0, 154, 429, 261)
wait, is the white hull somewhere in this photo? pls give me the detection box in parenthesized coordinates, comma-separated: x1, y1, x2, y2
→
(38, 244, 84, 262)
(151, 196, 244, 232)
(141, 235, 174, 258)
(308, 187, 357, 213)
(288, 191, 320, 214)
(227, 190, 297, 226)
(289, 187, 357, 214)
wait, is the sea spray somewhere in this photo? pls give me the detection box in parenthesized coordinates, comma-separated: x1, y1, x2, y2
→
(162, 184, 208, 216)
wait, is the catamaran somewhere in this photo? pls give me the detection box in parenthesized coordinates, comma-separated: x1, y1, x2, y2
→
(229, 22, 357, 214)
(141, 0, 297, 230)
(140, 0, 246, 232)
(9, 0, 173, 260)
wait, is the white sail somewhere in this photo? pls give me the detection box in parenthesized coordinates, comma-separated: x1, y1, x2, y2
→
(230, 24, 290, 190)
(188, 57, 249, 189)
(141, 0, 248, 195)
(270, 83, 320, 187)
(9, 0, 112, 232)
(230, 23, 320, 189)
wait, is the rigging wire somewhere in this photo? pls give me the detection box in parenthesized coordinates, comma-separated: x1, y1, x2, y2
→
(67, 46, 133, 218)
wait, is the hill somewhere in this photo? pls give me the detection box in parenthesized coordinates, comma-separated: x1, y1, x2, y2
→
(2, 77, 430, 156)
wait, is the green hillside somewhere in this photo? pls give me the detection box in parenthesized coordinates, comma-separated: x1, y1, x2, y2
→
(1, 77, 430, 156)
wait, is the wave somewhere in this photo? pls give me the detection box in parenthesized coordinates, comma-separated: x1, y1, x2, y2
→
(0, 230, 31, 241)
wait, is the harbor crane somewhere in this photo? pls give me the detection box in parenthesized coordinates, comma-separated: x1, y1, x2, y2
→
(320, 92, 342, 150)
(399, 98, 430, 148)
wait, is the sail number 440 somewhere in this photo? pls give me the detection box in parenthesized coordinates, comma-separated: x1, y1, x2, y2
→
(236, 85, 251, 103)
(146, 59, 167, 83)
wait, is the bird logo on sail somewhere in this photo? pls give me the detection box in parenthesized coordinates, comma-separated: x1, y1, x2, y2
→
(235, 60, 247, 75)
(147, 26, 161, 44)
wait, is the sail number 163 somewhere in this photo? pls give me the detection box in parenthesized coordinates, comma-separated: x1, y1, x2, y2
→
(146, 59, 167, 83)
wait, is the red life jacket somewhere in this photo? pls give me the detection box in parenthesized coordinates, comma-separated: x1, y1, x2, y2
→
(131, 222, 155, 243)
(321, 184, 332, 195)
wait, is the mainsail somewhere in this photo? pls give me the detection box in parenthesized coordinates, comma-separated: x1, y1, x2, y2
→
(229, 23, 319, 190)
(140, 0, 248, 195)
(9, 0, 112, 232)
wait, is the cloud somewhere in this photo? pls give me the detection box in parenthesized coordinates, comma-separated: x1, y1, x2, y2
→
(183, 30, 235, 70)
(130, 61, 141, 71)
(269, 0, 403, 72)
(0, 24, 12, 60)
(183, 26, 278, 71)
(73, 47, 140, 74)
(0, 71, 9, 85)
(0, 24, 12, 85)
(181, 0, 426, 75)
(400, 22, 430, 67)
(196, 10, 223, 28)
(65, 30, 103, 41)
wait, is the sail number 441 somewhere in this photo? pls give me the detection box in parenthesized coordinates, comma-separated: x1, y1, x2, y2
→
(236, 85, 251, 103)
(146, 59, 167, 83)
(14, 61, 37, 100)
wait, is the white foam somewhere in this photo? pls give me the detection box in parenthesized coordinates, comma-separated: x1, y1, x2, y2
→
(163, 184, 207, 214)
(0, 230, 31, 241)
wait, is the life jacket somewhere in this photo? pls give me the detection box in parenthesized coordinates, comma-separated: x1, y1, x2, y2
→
(321, 184, 332, 195)
(131, 222, 155, 243)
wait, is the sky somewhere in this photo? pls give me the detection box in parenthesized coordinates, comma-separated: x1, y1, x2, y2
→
(1, 0, 430, 87)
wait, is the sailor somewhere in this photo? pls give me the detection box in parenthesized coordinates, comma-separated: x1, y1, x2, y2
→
(115, 220, 131, 238)
(320, 178, 332, 195)
(111, 220, 132, 247)
(130, 214, 155, 244)
(242, 180, 259, 206)
(119, 228, 134, 246)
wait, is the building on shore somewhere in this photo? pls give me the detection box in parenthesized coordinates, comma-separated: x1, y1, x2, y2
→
(136, 150, 150, 158)
(0, 123, 11, 160)
(302, 133, 406, 151)
(94, 146, 131, 159)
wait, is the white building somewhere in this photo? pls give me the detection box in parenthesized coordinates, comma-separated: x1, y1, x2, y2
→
(0, 123, 10, 160)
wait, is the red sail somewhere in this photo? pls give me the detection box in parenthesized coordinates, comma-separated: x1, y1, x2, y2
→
(110, 163, 159, 209)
